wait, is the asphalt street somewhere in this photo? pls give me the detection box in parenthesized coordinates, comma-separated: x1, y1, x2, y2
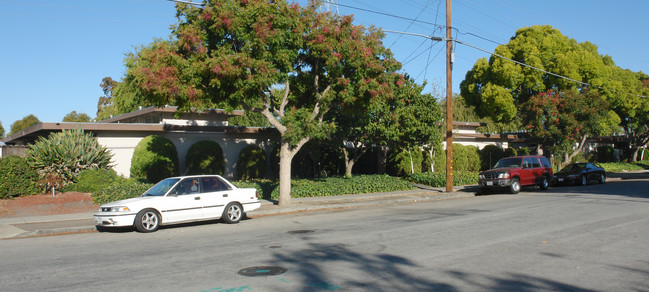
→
(0, 178, 647, 291)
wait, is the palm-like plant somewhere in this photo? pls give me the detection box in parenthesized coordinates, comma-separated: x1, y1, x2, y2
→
(26, 128, 113, 189)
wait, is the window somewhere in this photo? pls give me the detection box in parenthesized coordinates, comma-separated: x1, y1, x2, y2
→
(201, 177, 232, 192)
(531, 158, 541, 168)
(174, 179, 199, 195)
(540, 157, 551, 168)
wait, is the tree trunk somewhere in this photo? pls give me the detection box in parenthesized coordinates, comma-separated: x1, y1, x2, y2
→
(377, 146, 387, 174)
(630, 147, 640, 162)
(342, 146, 367, 177)
(428, 147, 436, 172)
(277, 143, 293, 206)
(277, 138, 309, 206)
(408, 149, 414, 174)
(563, 135, 588, 164)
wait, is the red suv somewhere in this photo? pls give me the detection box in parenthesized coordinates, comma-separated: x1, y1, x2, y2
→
(478, 155, 553, 194)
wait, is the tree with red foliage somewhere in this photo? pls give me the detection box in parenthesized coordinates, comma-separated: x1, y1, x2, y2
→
(117, 0, 401, 205)
(521, 89, 618, 165)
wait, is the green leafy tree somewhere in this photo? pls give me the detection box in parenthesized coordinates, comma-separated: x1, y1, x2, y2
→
(62, 111, 91, 122)
(521, 89, 618, 165)
(0, 121, 5, 138)
(364, 78, 443, 174)
(327, 73, 416, 177)
(117, 0, 400, 205)
(9, 114, 40, 135)
(25, 128, 113, 190)
(460, 25, 616, 130)
(619, 74, 649, 161)
(96, 77, 121, 121)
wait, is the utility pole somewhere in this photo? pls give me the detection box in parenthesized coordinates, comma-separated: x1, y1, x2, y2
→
(445, 0, 454, 192)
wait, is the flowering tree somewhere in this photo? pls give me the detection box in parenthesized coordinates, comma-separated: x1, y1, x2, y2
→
(521, 89, 618, 164)
(117, 0, 400, 205)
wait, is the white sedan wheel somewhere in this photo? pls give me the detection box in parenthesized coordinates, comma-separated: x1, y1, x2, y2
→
(222, 203, 243, 224)
(135, 209, 160, 233)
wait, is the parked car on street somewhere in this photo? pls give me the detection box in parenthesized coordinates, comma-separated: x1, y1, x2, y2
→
(478, 155, 553, 194)
(552, 162, 606, 186)
(94, 175, 261, 232)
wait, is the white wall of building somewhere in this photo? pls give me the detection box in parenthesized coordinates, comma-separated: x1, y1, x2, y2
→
(96, 130, 277, 180)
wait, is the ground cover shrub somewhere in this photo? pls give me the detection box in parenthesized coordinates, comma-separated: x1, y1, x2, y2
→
(234, 174, 415, 200)
(600, 162, 646, 173)
(130, 135, 179, 183)
(636, 160, 649, 169)
(185, 140, 225, 175)
(25, 128, 113, 190)
(405, 171, 478, 187)
(92, 179, 152, 205)
(63, 168, 121, 194)
(0, 156, 40, 199)
(237, 145, 266, 179)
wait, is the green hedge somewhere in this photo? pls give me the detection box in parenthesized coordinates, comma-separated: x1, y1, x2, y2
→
(185, 140, 225, 175)
(63, 168, 121, 194)
(404, 171, 478, 187)
(92, 179, 153, 205)
(234, 174, 415, 200)
(237, 145, 266, 179)
(0, 156, 41, 199)
(130, 135, 179, 183)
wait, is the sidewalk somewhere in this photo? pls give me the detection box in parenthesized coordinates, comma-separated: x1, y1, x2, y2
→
(0, 185, 478, 240)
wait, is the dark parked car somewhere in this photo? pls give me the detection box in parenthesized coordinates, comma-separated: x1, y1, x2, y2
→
(552, 162, 606, 186)
(478, 155, 553, 194)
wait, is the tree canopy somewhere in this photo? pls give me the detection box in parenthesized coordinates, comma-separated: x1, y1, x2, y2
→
(9, 114, 40, 136)
(116, 0, 402, 205)
(96, 77, 120, 121)
(0, 121, 5, 138)
(63, 111, 91, 123)
(460, 25, 617, 129)
(460, 25, 649, 160)
(521, 89, 618, 163)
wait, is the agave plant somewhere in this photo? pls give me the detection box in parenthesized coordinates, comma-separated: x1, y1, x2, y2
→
(26, 128, 113, 189)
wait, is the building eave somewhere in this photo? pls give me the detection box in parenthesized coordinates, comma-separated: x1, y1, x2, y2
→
(97, 106, 245, 124)
(1, 122, 277, 145)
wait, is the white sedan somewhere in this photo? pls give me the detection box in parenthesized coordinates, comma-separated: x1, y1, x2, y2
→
(94, 175, 261, 232)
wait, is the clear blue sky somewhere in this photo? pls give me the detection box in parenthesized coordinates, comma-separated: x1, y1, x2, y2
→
(1, 0, 647, 135)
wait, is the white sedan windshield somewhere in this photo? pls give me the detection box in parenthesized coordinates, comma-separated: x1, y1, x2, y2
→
(143, 178, 180, 196)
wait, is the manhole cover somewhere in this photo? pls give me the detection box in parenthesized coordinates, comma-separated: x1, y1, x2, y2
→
(286, 230, 314, 234)
(238, 266, 287, 277)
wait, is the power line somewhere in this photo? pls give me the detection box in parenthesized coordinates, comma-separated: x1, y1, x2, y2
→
(388, 0, 436, 49)
(166, 0, 203, 6)
(323, 0, 445, 30)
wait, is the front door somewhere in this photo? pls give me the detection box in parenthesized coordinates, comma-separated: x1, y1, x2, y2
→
(162, 178, 204, 223)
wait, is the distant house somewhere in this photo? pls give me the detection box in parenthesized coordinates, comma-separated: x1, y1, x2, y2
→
(450, 121, 527, 150)
(1, 106, 279, 179)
